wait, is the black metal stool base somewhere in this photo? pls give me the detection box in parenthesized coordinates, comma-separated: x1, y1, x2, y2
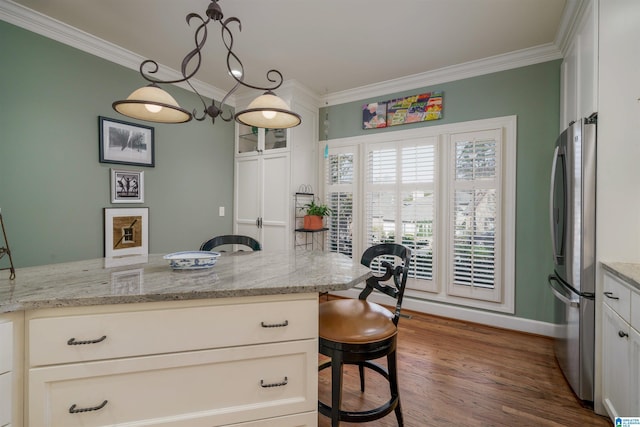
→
(318, 350, 404, 426)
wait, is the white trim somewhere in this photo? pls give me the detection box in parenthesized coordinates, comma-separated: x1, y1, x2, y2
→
(1, 0, 584, 108)
(331, 288, 561, 338)
(322, 44, 562, 106)
(0, 0, 229, 104)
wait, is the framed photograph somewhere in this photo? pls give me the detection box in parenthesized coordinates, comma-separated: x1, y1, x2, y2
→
(99, 116, 155, 167)
(104, 207, 149, 258)
(111, 168, 144, 203)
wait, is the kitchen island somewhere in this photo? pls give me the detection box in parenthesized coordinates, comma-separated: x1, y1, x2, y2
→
(0, 250, 370, 427)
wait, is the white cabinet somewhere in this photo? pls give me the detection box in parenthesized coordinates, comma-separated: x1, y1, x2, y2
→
(235, 149, 290, 251)
(0, 318, 12, 427)
(601, 271, 640, 420)
(560, 0, 598, 129)
(234, 82, 319, 250)
(25, 294, 319, 427)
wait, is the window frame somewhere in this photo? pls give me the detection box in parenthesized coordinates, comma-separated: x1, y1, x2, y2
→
(320, 116, 516, 313)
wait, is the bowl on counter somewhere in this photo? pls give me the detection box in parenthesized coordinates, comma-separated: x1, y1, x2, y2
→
(163, 251, 221, 270)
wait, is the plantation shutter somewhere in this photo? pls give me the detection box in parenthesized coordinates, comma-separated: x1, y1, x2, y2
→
(449, 129, 501, 301)
(364, 139, 437, 290)
(325, 147, 356, 256)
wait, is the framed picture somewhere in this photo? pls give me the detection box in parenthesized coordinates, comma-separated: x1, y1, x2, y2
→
(99, 116, 155, 167)
(111, 168, 144, 203)
(362, 102, 387, 129)
(104, 207, 149, 258)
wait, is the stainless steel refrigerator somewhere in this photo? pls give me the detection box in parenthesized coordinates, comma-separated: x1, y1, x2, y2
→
(548, 113, 597, 405)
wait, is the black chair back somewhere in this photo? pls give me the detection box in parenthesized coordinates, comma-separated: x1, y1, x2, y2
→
(199, 235, 262, 252)
(358, 243, 411, 326)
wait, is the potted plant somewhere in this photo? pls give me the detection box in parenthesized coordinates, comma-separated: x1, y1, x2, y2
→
(302, 200, 333, 230)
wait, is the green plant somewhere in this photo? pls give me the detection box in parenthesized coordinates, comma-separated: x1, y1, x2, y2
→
(303, 200, 334, 217)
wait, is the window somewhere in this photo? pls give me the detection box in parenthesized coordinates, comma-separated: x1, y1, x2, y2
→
(449, 129, 501, 302)
(322, 116, 516, 313)
(364, 139, 437, 292)
(325, 146, 357, 257)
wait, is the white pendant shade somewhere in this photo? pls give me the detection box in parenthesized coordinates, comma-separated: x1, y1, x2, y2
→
(113, 85, 192, 123)
(235, 92, 301, 129)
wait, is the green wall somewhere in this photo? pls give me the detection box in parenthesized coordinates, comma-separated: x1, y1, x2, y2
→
(320, 60, 561, 323)
(0, 21, 235, 268)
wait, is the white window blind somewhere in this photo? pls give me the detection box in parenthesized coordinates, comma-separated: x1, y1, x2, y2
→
(325, 148, 356, 256)
(449, 130, 501, 301)
(364, 139, 436, 290)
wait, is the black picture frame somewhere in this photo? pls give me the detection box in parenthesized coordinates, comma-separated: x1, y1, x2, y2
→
(99, 116, 155, 167)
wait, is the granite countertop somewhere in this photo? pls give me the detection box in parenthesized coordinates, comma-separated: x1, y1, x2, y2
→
(601, 261, 640, 291)
(0, 250, 371, 313)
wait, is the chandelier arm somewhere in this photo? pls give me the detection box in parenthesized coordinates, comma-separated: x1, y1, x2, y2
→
(138, 13, 210, 86)
(220, 17, 283, 92)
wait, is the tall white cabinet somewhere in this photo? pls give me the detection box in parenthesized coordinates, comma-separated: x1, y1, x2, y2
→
(234, 82, 319, 250)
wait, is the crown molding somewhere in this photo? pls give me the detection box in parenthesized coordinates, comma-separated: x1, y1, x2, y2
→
(2, 0, 579, 109)
(322, 43, 562, 106)
(0, 0, 231, 105)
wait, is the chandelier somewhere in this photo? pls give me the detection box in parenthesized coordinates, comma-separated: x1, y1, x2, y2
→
(112, 0, 301, 129)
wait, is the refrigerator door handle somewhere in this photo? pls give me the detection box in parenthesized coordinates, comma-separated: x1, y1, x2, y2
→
(549, 146, 561, 263)
(548, 275, 579, 308)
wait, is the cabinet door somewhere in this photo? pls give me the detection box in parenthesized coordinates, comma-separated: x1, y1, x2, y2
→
(602, 303, 630, 418)
(235, 156, 261, 242)
(0, 320, 12, 427)
(630, 326, 640, 416)
(261, 152, 290, 250)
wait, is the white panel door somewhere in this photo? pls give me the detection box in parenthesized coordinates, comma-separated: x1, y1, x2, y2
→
(261, 152, 290, 250)
(235, 157, 261, 242)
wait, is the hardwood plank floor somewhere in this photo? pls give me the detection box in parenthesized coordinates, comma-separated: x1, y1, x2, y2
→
(318, 302, 612, 427)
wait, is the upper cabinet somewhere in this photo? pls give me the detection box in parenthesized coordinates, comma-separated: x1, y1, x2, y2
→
(233, 82, 320, 250)
(236, 125, 289, 156)
(560, 0, 598, 129)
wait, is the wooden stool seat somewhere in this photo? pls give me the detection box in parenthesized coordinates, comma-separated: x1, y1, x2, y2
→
(319, 299, 396, 344)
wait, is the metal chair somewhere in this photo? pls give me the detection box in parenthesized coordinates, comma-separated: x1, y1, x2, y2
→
(199, 235, 262, 252)
(318, 243, 411, 426)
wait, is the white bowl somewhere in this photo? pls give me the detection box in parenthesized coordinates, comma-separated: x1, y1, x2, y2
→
(163, 251, 221, 270)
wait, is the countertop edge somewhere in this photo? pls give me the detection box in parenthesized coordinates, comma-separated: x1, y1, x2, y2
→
(601, 262, 640, 291)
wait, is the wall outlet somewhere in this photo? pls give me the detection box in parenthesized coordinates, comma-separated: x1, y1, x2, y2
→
(219, 206, 225, 217)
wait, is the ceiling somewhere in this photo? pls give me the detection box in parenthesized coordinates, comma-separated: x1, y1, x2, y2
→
(8, 0, 569, 101)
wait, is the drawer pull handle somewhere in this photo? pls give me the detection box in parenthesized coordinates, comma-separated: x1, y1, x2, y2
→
(261, 320, 289, 328)
(69, 400, 108, 414)
(67, 335, 107, 345)
(619, 330, 629, 338)
(260, 376, 288, 388)
(604, 291, 619, 300)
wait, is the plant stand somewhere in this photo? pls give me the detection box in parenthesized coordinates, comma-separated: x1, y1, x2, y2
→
(294, 192, 327, 251)
(0, 208, 16, 280)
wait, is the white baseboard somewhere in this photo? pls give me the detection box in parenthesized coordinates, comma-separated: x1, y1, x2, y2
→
(330, 289, 562, 338)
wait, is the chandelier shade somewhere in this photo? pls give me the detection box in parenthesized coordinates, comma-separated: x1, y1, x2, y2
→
(113, 84, 192, 124)
(111, 0, 301, 130)
(235, 92, 302, 129)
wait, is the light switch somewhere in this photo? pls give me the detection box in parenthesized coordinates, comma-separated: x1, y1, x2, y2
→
(219, 206, 225, 216)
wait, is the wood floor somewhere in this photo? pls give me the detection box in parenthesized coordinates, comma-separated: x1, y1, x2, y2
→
(317, 303, 612, 427)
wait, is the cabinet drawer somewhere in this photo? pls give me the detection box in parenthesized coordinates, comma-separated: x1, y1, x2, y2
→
(0, 321, 12, 374)
(226, 411, 316, 426)
(29, 298, 317, 366)
(632, 290, 640, 332)
(29, 339, 317, 427)
(0, 372, 11, 427)
(604, 273, 631, 322)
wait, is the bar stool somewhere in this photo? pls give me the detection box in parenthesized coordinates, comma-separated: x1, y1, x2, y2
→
(199, 235, 261, 252)
(318, 243, 411, 426)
